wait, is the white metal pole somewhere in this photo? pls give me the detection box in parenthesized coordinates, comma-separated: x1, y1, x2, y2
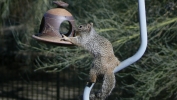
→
(83, 83, 95, 100)
(83, 0, 147, 99)
(114, 0, 147, 73)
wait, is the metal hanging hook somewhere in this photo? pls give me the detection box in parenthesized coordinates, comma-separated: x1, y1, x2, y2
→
(83, 0, 147, 100)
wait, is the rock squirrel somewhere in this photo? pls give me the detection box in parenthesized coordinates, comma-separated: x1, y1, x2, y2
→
(63, 23, 120, 100)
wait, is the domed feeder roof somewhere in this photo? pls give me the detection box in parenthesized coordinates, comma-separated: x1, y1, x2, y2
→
(32, 1, 75, 46)
(46, 8, 72, 16)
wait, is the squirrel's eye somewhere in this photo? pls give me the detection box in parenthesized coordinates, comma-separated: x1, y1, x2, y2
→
(79, 25, 82, 28)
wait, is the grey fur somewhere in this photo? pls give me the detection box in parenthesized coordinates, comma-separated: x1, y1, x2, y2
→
(63, 23, 120, 100)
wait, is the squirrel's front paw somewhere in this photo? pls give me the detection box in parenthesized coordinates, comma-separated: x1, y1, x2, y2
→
(62, 34, 70, 41)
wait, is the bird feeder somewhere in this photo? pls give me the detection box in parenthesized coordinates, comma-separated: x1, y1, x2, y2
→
(32, 1, 75, 45)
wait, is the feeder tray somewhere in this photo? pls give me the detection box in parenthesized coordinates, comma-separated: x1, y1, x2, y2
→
(32, 1, 75, 45)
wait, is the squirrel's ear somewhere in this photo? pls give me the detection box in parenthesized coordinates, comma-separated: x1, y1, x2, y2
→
(87, 23, 92, 32)
(90, 22, 93, 27)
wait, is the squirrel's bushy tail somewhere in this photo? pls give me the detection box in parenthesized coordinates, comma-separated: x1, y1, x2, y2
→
(90, 72, 115, 100)
(101, 72, 115, 99)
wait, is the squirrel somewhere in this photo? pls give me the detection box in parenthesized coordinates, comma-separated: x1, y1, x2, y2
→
(62, 23, 120, 100)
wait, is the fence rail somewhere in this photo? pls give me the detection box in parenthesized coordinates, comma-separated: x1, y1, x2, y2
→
(0, 69, 86, 100)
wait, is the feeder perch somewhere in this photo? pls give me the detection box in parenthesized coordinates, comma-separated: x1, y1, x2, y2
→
(32, 1, 75, 45)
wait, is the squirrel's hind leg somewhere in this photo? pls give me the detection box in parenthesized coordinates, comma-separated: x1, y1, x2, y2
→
(89, 68, 97, 83)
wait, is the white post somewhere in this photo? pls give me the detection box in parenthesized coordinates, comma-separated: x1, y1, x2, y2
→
(83, 0, 147, 99)
(83, 83, 95, 100)
(114, 0, 147, 73)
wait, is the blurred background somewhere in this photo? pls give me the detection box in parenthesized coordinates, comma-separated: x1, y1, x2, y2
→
(0, 0, 177, 100)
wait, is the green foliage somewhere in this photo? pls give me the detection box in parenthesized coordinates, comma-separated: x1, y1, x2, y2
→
(1, 0, 177, 99)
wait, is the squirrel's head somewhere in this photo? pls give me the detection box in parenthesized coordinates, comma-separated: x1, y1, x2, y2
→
(76, 23, 94, 36)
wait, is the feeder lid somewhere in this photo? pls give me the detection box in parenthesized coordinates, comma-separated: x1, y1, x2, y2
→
(53, 1, 69, 8)
(45, 1, 72, 17)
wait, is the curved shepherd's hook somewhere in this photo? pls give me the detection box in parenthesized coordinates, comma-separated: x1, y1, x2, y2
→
(83, 0, 148, 100)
